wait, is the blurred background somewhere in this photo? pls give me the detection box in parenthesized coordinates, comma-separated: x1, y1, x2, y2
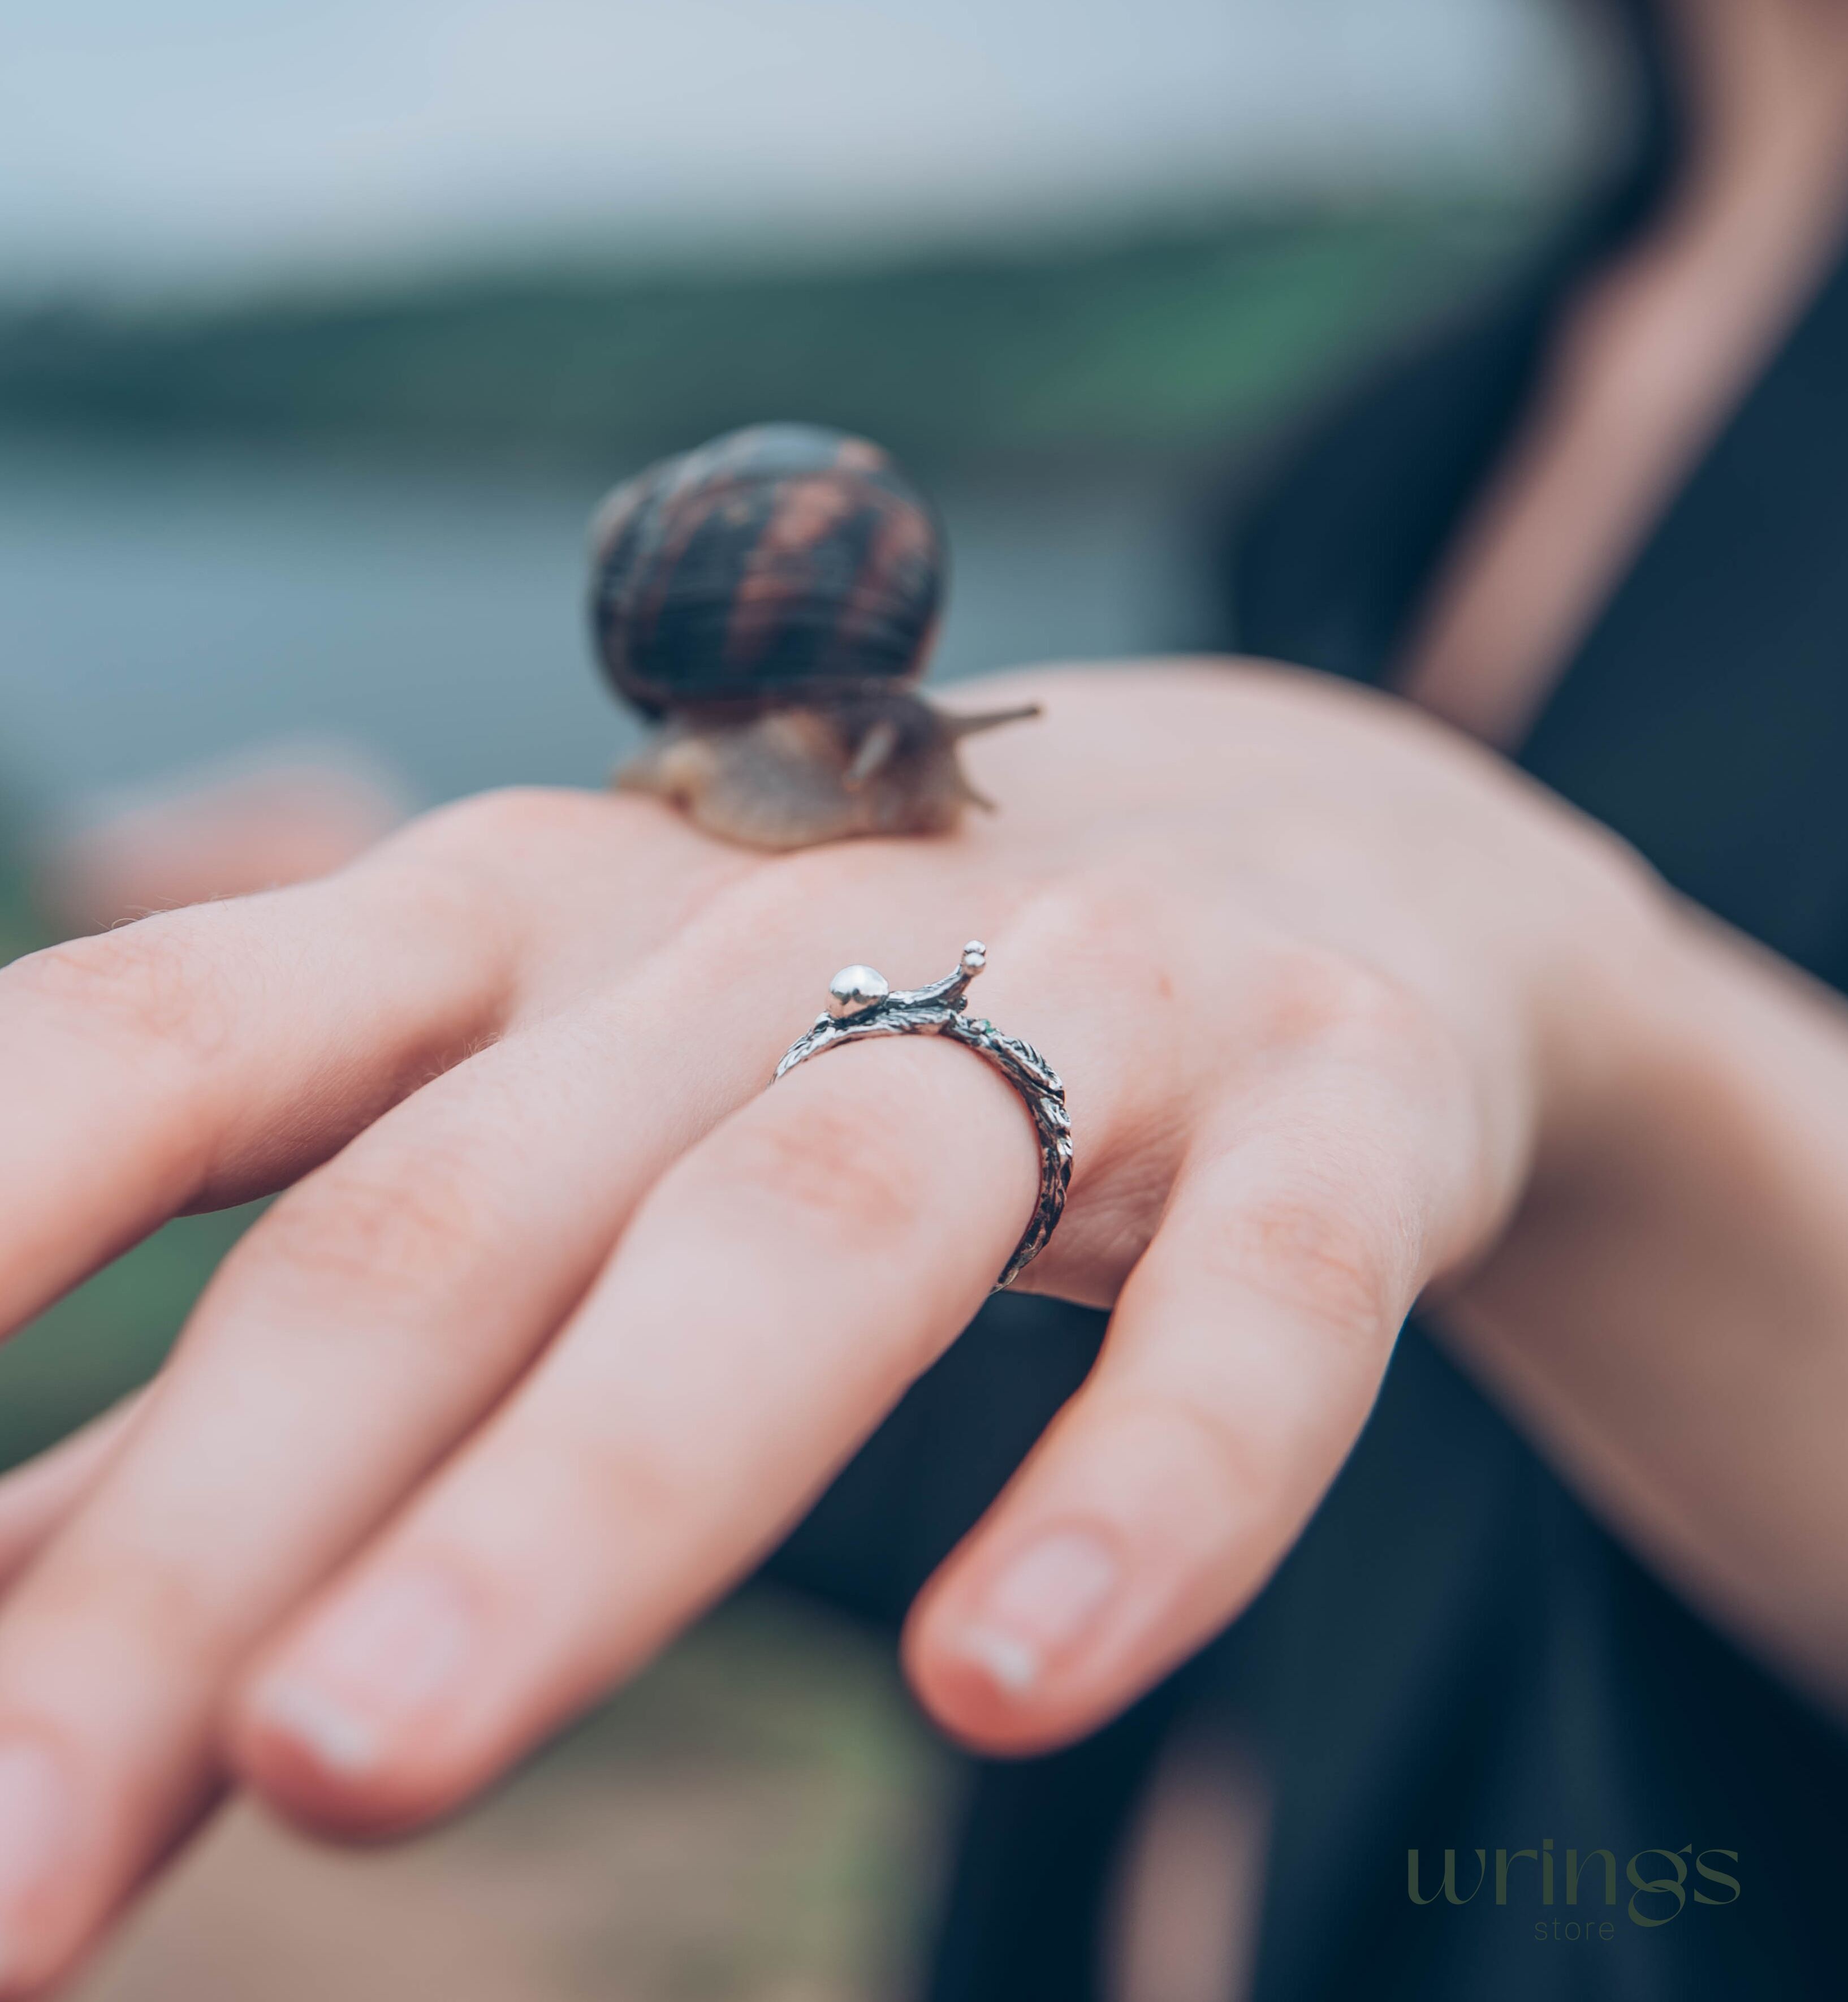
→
(0, 2, 1633, 1994)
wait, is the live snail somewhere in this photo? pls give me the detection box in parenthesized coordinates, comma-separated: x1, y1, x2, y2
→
(587, 423, 1040, 849)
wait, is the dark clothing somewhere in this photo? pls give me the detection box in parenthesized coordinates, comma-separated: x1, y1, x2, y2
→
(771, 5, 1848, 1992)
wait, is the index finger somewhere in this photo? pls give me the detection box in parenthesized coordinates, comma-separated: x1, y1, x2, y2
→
(0, 788, 720, 1338)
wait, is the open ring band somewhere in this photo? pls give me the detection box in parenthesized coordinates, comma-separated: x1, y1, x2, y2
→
(774, 941, 1073, 1290)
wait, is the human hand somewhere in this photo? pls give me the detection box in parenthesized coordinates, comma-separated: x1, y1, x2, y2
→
(34, 743, 411, 936)
(0, 662, 1664, 1990)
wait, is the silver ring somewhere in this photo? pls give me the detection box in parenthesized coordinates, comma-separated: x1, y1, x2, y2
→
(774, 940, 1072, 1289)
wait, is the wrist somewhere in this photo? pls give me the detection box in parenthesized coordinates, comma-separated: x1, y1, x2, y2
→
(1439, 803, 1719, 1335)
(1523, 833, 1694, 1193)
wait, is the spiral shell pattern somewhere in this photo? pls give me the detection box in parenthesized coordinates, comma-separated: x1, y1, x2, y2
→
(589, 424, 946, 718)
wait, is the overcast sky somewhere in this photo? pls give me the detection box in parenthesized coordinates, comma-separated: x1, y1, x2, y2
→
(1, 0, 1612, 296)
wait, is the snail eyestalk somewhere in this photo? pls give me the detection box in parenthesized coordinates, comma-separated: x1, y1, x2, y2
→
(945, 703, 1043, 739)
(841, 717, 901, 792)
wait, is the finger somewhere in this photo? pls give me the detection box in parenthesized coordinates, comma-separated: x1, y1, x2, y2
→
(232, 1025, 1045, 1833)
(0, 839, 496, 1341)
(0, 1396, 145, 1595)
(0, 788, 738, 1343)
(904, 1026, 1486, 1754)
(0, 903, 795, 1993)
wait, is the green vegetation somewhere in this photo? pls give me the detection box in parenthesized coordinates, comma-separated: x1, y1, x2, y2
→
(0, 1207, 258, 1472)
(1, 203, 1538, 472)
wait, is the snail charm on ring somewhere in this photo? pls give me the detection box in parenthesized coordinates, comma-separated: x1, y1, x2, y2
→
(775, 942, 1073, 1290)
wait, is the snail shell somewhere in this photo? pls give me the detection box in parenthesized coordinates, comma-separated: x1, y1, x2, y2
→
(587, 423, 1038, 850)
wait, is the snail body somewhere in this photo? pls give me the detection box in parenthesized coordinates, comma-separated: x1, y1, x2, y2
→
(588, 423, 1038, 851)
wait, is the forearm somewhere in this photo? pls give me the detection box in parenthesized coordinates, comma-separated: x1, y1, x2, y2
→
(1440, 894, 1848, 1712)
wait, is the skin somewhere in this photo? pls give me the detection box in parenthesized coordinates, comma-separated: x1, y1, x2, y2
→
(36, 751, 409, 937)
(1, 661, 1846, 1995)
(1403, 0, 1848, 741)
(6, 2, 1848, 1991)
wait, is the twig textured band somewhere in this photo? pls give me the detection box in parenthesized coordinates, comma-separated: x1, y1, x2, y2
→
(774, 942, 1073, 1289)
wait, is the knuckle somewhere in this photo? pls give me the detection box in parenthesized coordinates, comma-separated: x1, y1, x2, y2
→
(394, 787, 759, 1009)
(2, 916, 243, 1068)
(1004, 876, 1221, 1064)
(1250, 944, 1420, 1059)
(244, 1153, 491, 1307)
(1246, 946, 1462, 1113)
(999, 875, 1195, 1153)
(1086, 1382, 1263, 1523)
(556, 1426, 694, 1543)
(718, 1089, 924, 1250)
(1011, 874, 1172, 979)
(29, 1543, 225, 1666)
(1204, 1189, 1398, 1346)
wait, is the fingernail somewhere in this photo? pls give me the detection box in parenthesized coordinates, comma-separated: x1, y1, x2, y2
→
(256, 1565, 476, 1777)
(953, 1529, 1121, 1698)
(0, 1735, 76, 1981)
